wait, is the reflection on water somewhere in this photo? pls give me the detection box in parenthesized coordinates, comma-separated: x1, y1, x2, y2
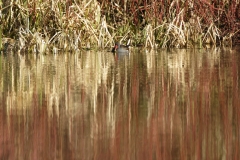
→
(0, 47, 240, 159)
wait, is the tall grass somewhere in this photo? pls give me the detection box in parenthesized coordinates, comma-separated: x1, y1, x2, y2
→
(0, 24, 2, 51)
(1, 0, 239, 52)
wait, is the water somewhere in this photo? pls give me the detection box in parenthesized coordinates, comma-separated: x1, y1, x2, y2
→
(0, 47, 240, 160)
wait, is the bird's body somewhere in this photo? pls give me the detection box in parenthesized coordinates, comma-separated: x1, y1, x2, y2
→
(112, 42, 129, 53)
(1, 38, 16, 53)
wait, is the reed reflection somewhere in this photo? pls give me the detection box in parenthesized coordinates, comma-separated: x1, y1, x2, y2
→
(0, 47, 239, 160)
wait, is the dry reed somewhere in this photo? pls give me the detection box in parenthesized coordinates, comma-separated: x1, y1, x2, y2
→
(1, 0, 239, 52)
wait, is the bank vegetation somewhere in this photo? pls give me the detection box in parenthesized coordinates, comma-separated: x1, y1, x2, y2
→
(1, 0, 240, 53)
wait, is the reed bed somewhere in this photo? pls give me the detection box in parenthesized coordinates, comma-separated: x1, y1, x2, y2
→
(1, 0, 239, 52)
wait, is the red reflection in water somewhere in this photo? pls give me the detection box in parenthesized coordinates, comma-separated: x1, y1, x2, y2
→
(0, 48, 240, 160)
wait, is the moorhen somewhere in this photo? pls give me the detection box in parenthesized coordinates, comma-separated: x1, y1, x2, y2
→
(112, 42, 130, 53)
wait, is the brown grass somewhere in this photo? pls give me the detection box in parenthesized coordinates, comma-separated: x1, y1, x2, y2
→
(1, 0, 239, 52)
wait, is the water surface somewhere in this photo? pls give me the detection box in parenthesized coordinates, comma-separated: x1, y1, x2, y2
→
(0, 47, 240, 160)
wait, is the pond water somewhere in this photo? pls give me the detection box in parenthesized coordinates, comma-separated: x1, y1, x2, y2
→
(0, 47, 240, 160)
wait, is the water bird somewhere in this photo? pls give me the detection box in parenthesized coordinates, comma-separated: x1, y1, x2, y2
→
(112, 42, 130, 53)
(1, 38, 16, 53)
